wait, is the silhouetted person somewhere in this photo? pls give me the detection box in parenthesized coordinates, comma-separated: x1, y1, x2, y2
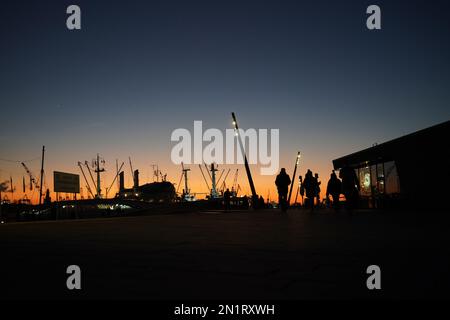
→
(303, 170, 317, 212)
(314, 173, 321, 207)
(326, 171, 342, 211)
(258, 195, 265, 209)
(275, 168, 291, 212)
(224, 188, 231, 211)
(339, 164, 360, 211)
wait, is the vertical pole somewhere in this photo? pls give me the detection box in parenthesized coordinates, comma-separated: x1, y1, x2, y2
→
(39, 146, 45, 206)
(116, 159, 119, 194)
(210, 164, 218, 198)
(96, 153, 101, 198)
(10, 176, 14, 203)
(231, 112, 257, 202)
(184, 169, 189, 194)
(294, 176, 300, 205)
(288, 151, 301, 205)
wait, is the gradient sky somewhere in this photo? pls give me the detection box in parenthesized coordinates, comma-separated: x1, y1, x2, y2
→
(1, 0, 449, 203)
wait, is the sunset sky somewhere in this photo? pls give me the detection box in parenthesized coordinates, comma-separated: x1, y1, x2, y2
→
(1, 0, 450, 203)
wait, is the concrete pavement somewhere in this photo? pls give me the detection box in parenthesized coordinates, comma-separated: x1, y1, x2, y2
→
(1, 209, 450, 299)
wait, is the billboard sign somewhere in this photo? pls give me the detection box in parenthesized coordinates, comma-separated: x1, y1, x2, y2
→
(54, 171, 80, 193)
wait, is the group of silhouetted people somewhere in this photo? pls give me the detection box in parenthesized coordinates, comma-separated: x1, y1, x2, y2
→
(275, 164, 360, 213)
(300, 170, 322, 211)
(220, 165, 360, 213)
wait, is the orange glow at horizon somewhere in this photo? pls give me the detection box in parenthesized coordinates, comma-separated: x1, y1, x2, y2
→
(0, 149, 335, 205)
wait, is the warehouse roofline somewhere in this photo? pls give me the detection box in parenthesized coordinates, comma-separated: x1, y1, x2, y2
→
(332, 120, 450, 170)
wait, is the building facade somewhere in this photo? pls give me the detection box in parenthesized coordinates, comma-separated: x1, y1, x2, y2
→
(332, 120, 449, 210)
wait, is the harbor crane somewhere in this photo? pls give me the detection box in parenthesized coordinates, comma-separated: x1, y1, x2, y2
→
(176, 162, 194, 201)
(21, 162, 39, 190)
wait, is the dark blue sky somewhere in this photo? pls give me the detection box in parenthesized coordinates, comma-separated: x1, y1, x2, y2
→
(1, 0, 449, 198)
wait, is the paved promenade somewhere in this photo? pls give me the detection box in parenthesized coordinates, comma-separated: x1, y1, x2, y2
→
(1, 209, 449, 299)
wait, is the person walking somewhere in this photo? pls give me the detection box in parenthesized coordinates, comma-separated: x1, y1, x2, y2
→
(275, 168, 291, 212)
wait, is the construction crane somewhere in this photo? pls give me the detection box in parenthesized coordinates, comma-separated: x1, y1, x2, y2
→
(231, 169, 239, 195)
(236, 184, 241, 196)
(84, 161, 97, 191)
(198, 164, 210, 192)
(204, 163, 212, 181)
(219, 168, 231, 193)
(128, 157, 134, 180)
(78, 162, 95, 199)
(21, 162, 39, 190)
(106, 161, 124, 198)
(216, 169, 225, 186)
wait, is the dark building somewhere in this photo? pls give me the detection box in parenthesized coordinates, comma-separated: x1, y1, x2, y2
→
(332, 120, 450, 210)
(117, 170, 176, 203)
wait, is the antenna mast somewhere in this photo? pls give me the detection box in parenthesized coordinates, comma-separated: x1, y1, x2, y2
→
(94, 154, 105, 198)
(38, 146, 45, 206)
(210, 163, 219, 198)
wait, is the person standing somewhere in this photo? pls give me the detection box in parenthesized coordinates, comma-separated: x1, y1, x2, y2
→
(275, 168, 291, 212)
(339, 164, 360, 211)
(314, 173, 321, 208)
(326, 171, 342, 211)
(303, 170, 317, 212)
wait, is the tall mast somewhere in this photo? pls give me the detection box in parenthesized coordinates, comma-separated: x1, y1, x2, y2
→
(39, 146, 45, 206)
(116, 159, 119, 193)
(288, 151, 301, 205)
(10, 176, 14, 203)
(181, 162, 190, 197)
(97, 154, 101, 197)
(231, 112, 257, 202)
(210, 163, 218, 198)
(94, 154, 105, 198)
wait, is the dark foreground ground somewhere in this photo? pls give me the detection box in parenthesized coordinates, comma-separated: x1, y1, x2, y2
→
(1, 208, 450, 300)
